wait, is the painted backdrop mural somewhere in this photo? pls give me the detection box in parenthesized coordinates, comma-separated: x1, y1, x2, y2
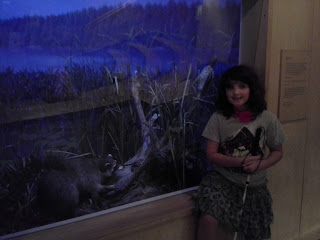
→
(0, 0, 241, 236)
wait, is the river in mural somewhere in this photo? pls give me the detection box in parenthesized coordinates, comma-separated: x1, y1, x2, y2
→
(0, 0, 241, 237)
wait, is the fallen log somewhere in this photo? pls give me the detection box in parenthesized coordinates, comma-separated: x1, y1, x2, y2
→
(105, 74, 155, 196)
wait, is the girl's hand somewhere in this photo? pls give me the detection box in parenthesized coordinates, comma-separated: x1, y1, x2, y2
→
(242, 155, 261, 174)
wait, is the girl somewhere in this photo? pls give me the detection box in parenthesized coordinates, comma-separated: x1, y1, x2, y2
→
(194, 65, 287, 240)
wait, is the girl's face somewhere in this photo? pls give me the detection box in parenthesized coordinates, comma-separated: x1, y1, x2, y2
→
(225, 80, 250, 111)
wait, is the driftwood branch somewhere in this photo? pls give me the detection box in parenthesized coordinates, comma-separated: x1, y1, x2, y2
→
(105, 60, 217, 196)
(106, 75, 154, 196)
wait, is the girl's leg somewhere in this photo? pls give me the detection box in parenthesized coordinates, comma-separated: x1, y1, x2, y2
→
(197, 214, 219, 240)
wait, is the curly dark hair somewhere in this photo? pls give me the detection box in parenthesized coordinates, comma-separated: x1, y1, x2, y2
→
(215, 65, 267, 119)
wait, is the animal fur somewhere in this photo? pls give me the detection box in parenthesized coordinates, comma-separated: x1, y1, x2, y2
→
(37, 152, 117, 219)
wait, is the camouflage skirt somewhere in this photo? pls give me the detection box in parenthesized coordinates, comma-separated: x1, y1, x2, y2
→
(193, 171, 273, 240)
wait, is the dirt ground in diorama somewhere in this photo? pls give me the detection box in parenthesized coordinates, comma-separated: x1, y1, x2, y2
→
(0, 80, 217, 236)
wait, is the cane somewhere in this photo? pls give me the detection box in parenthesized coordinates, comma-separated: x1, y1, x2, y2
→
(233, 174, 251, 240)
(233, 127, 264, 240)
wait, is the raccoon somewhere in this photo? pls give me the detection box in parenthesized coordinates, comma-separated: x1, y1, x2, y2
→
(37, 153, 117, 219)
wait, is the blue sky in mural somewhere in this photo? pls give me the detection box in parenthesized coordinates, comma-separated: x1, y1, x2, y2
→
(0, 0, 240, 19)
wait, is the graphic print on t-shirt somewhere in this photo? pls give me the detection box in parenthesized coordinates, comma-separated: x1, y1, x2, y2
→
(219, 127, 261, 174)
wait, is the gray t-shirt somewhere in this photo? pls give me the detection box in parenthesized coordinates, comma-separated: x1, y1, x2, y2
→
(202, 110, 287, 186)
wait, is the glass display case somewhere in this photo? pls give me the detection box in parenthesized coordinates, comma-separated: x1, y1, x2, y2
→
(0, 0, 248, 236)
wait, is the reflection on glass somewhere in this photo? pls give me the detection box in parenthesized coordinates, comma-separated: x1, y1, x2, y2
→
(0, 0, 240, 236)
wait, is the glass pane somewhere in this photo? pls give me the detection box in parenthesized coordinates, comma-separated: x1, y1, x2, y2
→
(0, 0, 241, 236)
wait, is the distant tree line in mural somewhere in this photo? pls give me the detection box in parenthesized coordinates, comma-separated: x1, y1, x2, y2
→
(0, 2, 198, 50)
(0, 1, 240, 53)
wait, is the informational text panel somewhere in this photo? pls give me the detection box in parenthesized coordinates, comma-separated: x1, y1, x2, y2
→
(279, 50, 311, 122)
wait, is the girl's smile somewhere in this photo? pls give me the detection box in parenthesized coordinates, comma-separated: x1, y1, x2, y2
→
(225, 81, 250, 111)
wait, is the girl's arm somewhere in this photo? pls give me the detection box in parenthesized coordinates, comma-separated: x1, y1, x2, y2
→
(206, 140, 261, 167)
(242, 144, 283, 173)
